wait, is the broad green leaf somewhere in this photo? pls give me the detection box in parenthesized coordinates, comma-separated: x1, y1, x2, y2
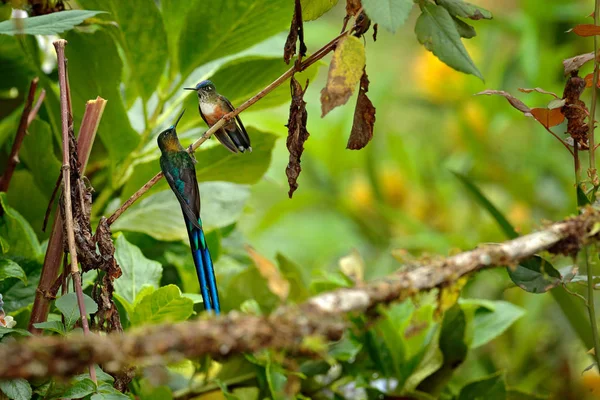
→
(0, 327, 31, 339)
(0, 379, 32, 400)
(266, 361, 287, 400)
(61, 378, 97, 399)
(178, 0, 293, 78)
(0, 36, 37, 92)
(139, 384, 173, 400)
(437, 0, 492, 20)
(73, 366, 115, 384)
(507, 256, 561, 294)
(113, 182, 250, 241)
(458, 372, 506, 400)
(577, 184, 591, 206)
(55, 292, 98, 329)
(161, 0, 195, 74)
(121, 129, 277, 201)
(92, 383, 130, 400)
(182, 56, 322, 121)
(223, 264, 280, 313)
(460, 299, 525, 348)
(0, 10, 105, 35)
(20, 119, 62, 196)
(32, 320, 66, 335)
(453, 16, 476, 39)
(77, 0, 168, 101)
(0, 259, 26, 283)
(362, 0, 413, 33)
(329, 334, 362, 362)
(65, 30, 139, 166)
(0, 259, 41, 312)
(321, 35, 366, 117)
(414, 3, 482, 80)
(6, 170, 49, 239)
(301, 0, 339, 21)
(130, 284, 194, 326)
(0, 193, 41, 259)
(114, 234, 162, 305)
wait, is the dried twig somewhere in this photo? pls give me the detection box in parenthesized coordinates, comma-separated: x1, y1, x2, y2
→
(106, 29, 351, 226)
(0, 78, 44, 193)
(4, 208, 600, 380)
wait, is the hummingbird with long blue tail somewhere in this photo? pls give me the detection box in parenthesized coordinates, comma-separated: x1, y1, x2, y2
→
(184, 80, 252, 153)
(157, 110, 220, 314)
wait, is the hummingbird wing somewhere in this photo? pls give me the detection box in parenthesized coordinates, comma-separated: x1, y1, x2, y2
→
(219, 95, 251, 147)
(198, 105, 239, 153)
(160, 153, 202, 229)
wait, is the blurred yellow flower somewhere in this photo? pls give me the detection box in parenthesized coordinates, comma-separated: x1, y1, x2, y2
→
(379, 165, 406, 207)
(348, 175, 374, 210)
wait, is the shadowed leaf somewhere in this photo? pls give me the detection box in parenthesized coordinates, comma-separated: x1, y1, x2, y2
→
(347, 68, 376, 150)
(321, 35, 366, 116)
(0, 10, 105, 35)
(437, 0, 492, 20)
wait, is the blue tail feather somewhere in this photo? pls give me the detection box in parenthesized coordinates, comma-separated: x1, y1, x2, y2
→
(186, 218, 220, 314)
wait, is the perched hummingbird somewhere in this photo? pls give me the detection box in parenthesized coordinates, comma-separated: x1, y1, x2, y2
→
(157, 110, 220, 314)
(184, 80, 252, 153)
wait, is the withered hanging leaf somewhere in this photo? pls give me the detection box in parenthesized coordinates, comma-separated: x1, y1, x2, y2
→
(530, 108, 565, 129)
(563, 52, 595, 75)
(476, 90, 532, 115)
(286, 76, 310, 198)
(321, 35, 366, 117)
(346, 0, 362, 17)
(373, 23, 378, 41)
(518, 87, 560, 98)
(347, 68, 375, 150)
(284, 0, 307, 64)
(562, 74, 589, 150)
(584, 72, 600, 88)
(571, 24, 600, 37)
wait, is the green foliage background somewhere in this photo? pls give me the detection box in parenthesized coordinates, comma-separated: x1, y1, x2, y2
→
(0, 0, 599, 399)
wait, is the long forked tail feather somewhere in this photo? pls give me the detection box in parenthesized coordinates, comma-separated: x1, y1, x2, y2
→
(186, 218, 220, 314)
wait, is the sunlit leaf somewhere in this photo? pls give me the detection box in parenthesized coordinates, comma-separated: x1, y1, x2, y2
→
(0, 259, 26, 284)
(32, 320, 66, 335)
(415, 3, 482, 80)
(61, 378, 97, 399)
(460, 299, 525, 348)
(362, 0, 413, 33)
(300, 0, 339, 21)
(0, 10, 105, 35)
(113, 234, 162, 305)
(130, 285, 194, 326)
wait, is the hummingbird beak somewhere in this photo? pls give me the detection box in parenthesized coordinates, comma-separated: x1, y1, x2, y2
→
(173, 109, 185, 129)
(183, 87, 197, 91)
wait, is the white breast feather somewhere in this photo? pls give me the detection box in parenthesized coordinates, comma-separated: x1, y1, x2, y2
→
(200, 102, 217, 115)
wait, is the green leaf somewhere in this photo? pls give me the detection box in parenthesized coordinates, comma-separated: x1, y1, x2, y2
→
(32, 320, 66, 335)
(113, 234, 162, 305)
(139, 384, 173, 400)
(266, 362, 287, 400)
(92, 384, 130, 400)
(577, 184, 591, 206)
(0, 379, 32, 400)
(130, 285, 194, 326)
(223, 264, 280, 313)
(0, 259, 26, 283)
(0, 327, 31, 339)
(300, 0, 339, 21)
(329, 334, 362, 362)
(120, 129, 277, 201)
(458, 372, 506, 400)
(0, 36, 37, 92)
(78, 0, 168, 101)
(20, 119, 62, 196)
(0, 193, 41, 259)
(160, 0, 194, 74)
(276, 254, 309, 302)
(55, 292, 98, 329)
(64, 29, 140, 166)
(437, 0, 492, 20)
(6, 170, 49, 239)
(414, 3, 482, 80)
(178, 0, 293, 78)
(453, 16, 476, 39)
(113, 182, 250, 241)
(362, 0, 413, 33)
(62, 378, 97, 399)
(507, 390, 547, 400)
(73, 366, 115, 384)
(460, 299, 525, 348)
(507, 256, 561, 294)
(0, 10, 106, 35)
(0, 259, 41, 312)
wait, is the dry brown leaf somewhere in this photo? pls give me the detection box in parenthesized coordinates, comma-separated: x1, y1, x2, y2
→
(530, 108, 565, 128)
(563, 52, 595, 75)
(286, 76, 310, 198)
(584, 72, 600, 88)
(517, 87, 559, 98)
(571, 24, 600, 37)
(321, 35, 366, 117)
(246, 245, 290, 301)
(476, 90, 532, 115)
(347, 68, 375, 150)
(284, 0, 307, 64)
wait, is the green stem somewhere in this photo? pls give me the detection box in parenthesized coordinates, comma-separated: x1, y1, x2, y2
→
(589, 0, 600, 186)
(585, 246, 600, 368)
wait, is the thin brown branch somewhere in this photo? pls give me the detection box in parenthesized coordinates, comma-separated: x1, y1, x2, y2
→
(27, 89, 46, 127)
(53, 39, 97, 383)
(30, 98, 106, 332)
(5, 208, 600, 380)
(106, 30, 350, 226)
(0, 78, 40, 193)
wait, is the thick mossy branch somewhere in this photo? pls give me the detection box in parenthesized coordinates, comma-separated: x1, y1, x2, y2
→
(2, 208, 600, 380)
